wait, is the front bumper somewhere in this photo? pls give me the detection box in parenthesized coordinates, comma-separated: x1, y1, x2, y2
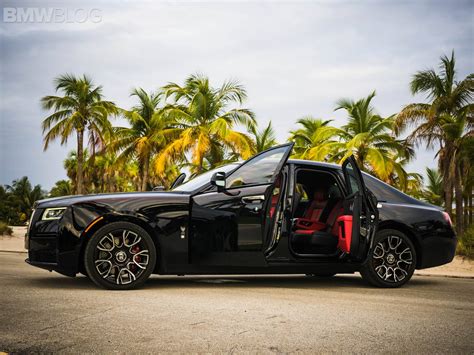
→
(25, 208, 80, 277)
(25, 258, 76, 277)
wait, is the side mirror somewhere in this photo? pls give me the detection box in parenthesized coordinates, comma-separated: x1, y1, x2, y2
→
(210, 171, 226, 191)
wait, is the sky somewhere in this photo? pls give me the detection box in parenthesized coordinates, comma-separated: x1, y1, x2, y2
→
(0, 0, 473, 190)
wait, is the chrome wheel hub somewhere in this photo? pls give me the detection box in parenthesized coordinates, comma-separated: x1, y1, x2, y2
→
(94, 229, 150, 285)
(386, 253, 396, 264)
(115, 251, 127, 263)
(372, 235, 413, 283)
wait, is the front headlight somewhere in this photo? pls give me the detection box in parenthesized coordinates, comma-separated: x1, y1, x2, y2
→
(42, 207, 67, 220)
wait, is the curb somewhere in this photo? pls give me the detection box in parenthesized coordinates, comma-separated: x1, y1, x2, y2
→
(414, 273, 474, 280)
(0, 250, 27, 254)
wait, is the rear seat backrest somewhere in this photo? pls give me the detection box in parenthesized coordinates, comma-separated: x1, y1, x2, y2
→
(303, 190, 328, 221)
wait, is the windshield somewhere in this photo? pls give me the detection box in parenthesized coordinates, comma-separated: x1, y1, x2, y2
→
(172, 163, 240, 192)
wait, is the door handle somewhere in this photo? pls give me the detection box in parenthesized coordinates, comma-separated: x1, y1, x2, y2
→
(241, 195, 265, 204)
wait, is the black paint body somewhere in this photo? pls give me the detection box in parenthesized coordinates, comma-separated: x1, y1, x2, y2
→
(26, 160, 457, 277)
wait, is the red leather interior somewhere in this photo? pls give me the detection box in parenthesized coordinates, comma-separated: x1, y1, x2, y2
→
(295, 219, 327, 231)
(303, 190, 328, 221)
(336, 215, 353, 253)
(295, 198, 344, 237)
(328, 202, 344, 236)
(269, 175, 282, 218)
(269, 194, 278, 218)
(294, 189, 329, 232)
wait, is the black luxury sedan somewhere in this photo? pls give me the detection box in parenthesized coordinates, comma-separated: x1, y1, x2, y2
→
(25, 143, 457, 289)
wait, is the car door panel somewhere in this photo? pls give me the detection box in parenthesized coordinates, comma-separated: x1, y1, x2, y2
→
(341, 156, 379, 260)
(189, 143, 294, 267)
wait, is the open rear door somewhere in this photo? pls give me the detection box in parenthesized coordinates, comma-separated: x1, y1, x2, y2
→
(340, 156, 379, 260)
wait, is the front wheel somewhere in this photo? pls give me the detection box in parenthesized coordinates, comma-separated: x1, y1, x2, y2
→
(84, 222, 157, 290)
(360, 229, 416, 288)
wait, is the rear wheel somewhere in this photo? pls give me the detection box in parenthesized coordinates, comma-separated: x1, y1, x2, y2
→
(360, 229, 416, 288)
(84, 222, 157, 290)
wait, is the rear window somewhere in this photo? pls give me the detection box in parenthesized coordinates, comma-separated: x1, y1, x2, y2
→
(361, 172, 423, 205)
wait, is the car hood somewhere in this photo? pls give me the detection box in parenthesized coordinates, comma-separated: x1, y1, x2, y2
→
(35, 191, 191, 209)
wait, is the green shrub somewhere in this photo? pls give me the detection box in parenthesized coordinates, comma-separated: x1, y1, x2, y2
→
(457, 225, 474, 259)
(0, 221, 13, 236)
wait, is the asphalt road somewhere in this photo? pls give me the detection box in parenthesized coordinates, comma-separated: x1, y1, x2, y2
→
(1, 252, 473, 353)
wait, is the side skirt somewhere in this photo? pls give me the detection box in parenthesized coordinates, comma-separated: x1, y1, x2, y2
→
(156, 262, 359, 275)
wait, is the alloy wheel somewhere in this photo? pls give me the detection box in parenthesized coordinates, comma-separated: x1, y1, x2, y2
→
(372, 235, 413, 283)
(94, 229, 150, 285)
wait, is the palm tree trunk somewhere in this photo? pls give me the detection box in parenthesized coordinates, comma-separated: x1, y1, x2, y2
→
(141, 157, 150, 192)
(445, 182, 453, 215)
(464, 195, 469, 229)
(76, 130, 84, 195)
(469, 190, 473, 226)
(441, 154, 453, 216)
(454, 166, 463, 235)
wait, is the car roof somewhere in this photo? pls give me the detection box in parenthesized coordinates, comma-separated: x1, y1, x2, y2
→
(287, 159, 342, 170)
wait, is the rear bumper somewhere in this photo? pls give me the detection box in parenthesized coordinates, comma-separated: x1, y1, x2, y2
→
(418, 236, 457, 269)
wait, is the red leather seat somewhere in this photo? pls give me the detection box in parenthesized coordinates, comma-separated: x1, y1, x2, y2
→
(304, 190, 328, 220)
(294, 199, 344, 237)
(292, 200, 345, 254)
(269, 175, 282, 218)
(294, 189, 329, 232)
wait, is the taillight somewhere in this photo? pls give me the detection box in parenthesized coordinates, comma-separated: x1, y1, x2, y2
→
(442, 211, 452, 226)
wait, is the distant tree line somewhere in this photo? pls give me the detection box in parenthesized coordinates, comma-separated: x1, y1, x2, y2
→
(0, 52, 472, 238)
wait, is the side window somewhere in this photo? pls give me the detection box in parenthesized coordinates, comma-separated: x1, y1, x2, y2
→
(226, 146, 288, 188)
(295, 184, 309, 201)
(344, 161, 361, 195)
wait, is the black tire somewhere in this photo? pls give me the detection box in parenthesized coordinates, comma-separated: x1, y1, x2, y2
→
(360, 229, 416, 288)
(84, 221, 157, 290)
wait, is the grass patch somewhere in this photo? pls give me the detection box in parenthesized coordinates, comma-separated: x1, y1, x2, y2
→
(0, 221, 13, 236)
(457, 225, 474, 259)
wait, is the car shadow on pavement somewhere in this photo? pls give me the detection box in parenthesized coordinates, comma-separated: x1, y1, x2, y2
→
(144, 274, 441, 290)
(27, 273, 442, 290)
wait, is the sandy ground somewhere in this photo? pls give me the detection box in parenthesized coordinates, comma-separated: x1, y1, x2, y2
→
(0, 226, 27, 252)
(1, 252, 473, 353)
(2, 226, 473, 278)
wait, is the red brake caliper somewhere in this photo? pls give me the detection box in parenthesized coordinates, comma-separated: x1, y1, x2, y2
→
(131, 245, 141, 271)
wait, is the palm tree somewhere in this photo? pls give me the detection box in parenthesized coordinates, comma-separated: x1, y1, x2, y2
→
(250, 121, 278, 153)
(440, 111, 473, 233)
(402, 172, 424, 199)
(112, 88, 177, 191)
(156, 74, 256, 175)
(288, 117, 339, 160)
(49, 180, 73, 197)
(5, 177, 44, 222)
(459, 137, 474, 227)
(334, 91, 413, 182)
(423, 168, 444, 206)
(41, 74, 117, 194)
(396, 52, 473, 233)
(64, 149, 91, 193)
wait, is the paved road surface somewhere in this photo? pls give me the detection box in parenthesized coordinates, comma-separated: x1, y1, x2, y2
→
(1, 252, 473, 353)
